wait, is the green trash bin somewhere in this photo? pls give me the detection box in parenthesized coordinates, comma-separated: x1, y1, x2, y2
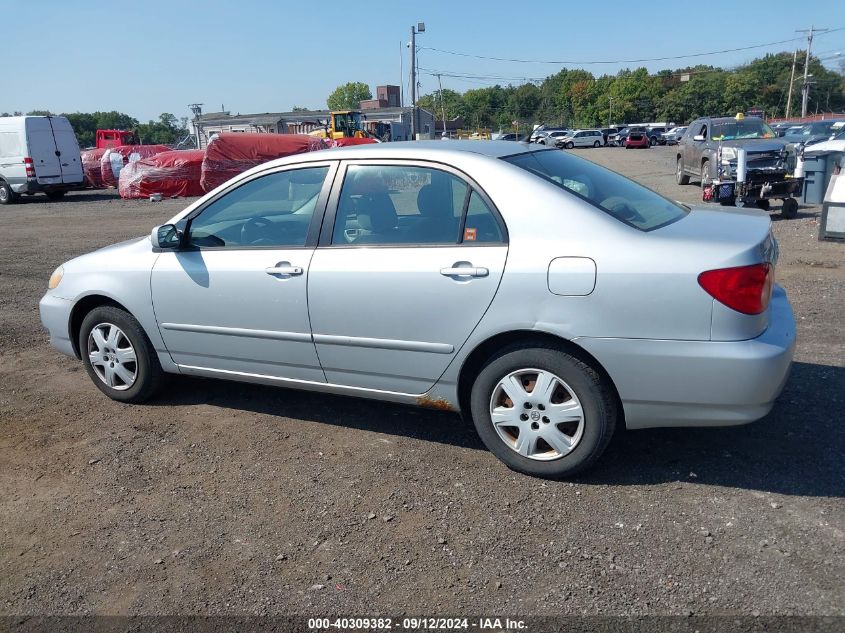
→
(802, 151, 842, 205)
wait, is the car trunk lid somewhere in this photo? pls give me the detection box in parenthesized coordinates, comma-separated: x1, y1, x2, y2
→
(653, 206, 777, 341)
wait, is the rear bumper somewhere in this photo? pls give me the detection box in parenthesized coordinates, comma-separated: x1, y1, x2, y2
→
(39, 293, 76, 358)
(12, 180, 83, 194)
(576, 285, 796, 429)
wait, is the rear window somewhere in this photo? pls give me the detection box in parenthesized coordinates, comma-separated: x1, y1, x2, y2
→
(503, 149, 687, 231)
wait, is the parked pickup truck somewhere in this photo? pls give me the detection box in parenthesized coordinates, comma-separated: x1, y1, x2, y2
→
(676, 114, 802, 218)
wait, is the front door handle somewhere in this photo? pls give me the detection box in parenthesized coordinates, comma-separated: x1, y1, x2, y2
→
(265, 263, 303, 276)
(440, 266, 489, 278)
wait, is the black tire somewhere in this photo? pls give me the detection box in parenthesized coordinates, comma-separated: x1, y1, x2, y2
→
(565, 141, 574, 149)
(45, 190, 66, 200)
(593, 141, 600, 148)
(676, 157, 690, 185)
(781, 197, 798, 219)
(79, 306, 163, 403)
(469, 343, 617, 479)
(0, 181, 16, 205)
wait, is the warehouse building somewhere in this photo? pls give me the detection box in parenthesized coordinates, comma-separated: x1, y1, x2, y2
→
(190, 86, 435, 148)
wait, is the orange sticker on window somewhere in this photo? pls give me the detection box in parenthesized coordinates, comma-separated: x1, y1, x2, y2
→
(464, 227, 477, 241)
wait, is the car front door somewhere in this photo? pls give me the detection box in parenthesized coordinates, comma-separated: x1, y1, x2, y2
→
(307, 161, 508, 395)
(684, 120, 707, 175)
(151, 162, 336, 381)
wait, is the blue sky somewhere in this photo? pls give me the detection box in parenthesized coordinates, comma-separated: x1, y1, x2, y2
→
(5, 0, 843, 122)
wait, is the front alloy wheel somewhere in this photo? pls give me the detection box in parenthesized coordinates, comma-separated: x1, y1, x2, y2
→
(87, 323, 138, 390)
(79, 305, 163, 402)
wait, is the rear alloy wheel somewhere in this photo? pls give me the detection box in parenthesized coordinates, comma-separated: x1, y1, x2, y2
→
(700, 160, 710, 188)
(470, 345, 616, 478)
(80, 306, 163, 403)
(593, 141, 600, 148)
(565, 141, 574, 149)
(676, 157, 690, 185)
(781, 197, 799, 219)
(0, 181, 16, 205)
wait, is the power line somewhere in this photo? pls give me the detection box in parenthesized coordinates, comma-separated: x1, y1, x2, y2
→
(419, 28, 844, 65)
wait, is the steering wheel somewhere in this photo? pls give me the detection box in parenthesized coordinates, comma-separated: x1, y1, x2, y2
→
(600, 196, 647, 225)
(240, 216, 275, 245)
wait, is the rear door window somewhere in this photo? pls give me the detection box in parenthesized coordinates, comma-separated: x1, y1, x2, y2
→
(330, 164, 505, 246)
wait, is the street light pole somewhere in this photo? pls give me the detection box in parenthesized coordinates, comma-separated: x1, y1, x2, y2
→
(410, 22, 425, 140)
(608, 96, 613, 128)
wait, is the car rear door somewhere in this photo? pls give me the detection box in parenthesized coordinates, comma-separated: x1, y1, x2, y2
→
(50, 118, 83, 184)
(307, 161, 508, 394)
(25, 118, 63, 186)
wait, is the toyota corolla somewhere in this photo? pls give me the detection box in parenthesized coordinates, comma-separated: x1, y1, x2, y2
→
(40, 141, 795, 478)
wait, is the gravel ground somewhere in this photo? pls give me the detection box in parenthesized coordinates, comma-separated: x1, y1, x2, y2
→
(0, 145, 843, 618)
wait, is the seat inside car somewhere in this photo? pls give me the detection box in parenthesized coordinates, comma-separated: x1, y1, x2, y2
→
(415, 183, 458, 243)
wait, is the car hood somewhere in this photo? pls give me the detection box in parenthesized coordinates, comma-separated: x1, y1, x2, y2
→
(804, 138, 845, 154)
(63, 236, 150, 273)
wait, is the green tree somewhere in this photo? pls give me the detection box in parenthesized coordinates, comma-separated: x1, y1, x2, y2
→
(326, 82, 372, 110)
(136, 113, 187, 145)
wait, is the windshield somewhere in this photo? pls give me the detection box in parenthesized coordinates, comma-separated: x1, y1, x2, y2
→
(504, 149, 687, 231)
(711, 119, 775, 140)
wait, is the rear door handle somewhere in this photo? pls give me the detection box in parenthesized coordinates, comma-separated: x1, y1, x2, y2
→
(440, 266, 489, 278)
(265, 264, 303, 276)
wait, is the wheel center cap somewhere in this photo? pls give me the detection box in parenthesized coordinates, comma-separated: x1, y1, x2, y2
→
(530, 410, 541, 421)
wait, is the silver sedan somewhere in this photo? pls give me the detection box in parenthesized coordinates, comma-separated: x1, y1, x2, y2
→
(40, 141, 796, 478)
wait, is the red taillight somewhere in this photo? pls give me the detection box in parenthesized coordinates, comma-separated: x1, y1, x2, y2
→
(698, 263, 773, 315)
(24, 157, 35, 178)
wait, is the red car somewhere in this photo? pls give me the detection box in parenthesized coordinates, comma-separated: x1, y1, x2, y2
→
(624, 130, 650, 149)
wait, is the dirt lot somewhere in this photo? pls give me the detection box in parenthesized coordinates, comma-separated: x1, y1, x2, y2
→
(1, 145, 843, 618)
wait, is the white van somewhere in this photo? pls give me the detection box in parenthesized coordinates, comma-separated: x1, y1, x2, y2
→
(0, 116, 84, 204)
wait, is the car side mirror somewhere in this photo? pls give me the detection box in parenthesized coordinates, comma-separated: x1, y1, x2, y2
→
(693, 134, 705, 142)
(151, 224, 182, 249)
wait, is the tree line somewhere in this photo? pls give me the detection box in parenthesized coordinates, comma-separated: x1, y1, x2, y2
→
(417, 51, 845, 131)
(0, 110, 191, 148)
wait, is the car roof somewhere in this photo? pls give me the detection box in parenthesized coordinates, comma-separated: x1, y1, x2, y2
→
(265, 140, 544, 167)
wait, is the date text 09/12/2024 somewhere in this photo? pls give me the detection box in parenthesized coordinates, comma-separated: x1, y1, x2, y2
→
(308, 617, 527, 630)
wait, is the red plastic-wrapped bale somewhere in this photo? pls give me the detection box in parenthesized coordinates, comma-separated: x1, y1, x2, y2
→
(118, 150, 205, 199)
(100, 144, 171, 188)
(200, 133, 326, 192)
(81, 148, 108, 188)
(328, 137, 378, 147)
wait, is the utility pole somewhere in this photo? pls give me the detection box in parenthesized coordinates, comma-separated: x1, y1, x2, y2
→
(410, 22, 425, 139)
(436, 73, 447, 138)
(797, 26, 828, 117)
(608, 96, 613, 128)
(785, 49, 797, 119)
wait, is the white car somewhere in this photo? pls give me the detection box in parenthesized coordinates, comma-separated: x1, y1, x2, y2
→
(556, 130, 604, 149)
(537, 130, 573, 145)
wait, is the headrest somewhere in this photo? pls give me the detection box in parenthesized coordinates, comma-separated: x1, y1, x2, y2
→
(357, 193, 397, 232)
(417, 184, 452, 218)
